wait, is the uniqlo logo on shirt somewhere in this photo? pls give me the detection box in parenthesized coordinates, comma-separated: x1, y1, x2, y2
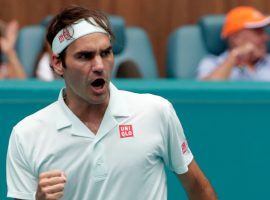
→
(181, 141, 188, 154)
(119, 125, 134, 138)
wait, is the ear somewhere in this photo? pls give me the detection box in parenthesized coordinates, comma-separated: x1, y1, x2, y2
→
(51, 54, 64, 76)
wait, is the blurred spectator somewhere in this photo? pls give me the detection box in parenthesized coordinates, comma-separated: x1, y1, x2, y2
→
(0, 20, 26, 79)
(115, 60, 142, 78)
(34, 41, 59, 81)
(197, 6, 270, 81)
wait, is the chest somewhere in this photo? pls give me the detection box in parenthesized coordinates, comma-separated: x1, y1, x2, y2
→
(231, 65, 270, 80)
(28, 113, 167, 199)
(34, 117, 165, 176)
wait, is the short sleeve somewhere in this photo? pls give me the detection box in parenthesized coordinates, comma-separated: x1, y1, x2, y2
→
(197, 55, 219, 79)
(6, 128, 37, 199)
(162, 102, 193, 175)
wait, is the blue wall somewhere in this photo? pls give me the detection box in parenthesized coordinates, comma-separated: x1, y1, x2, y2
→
(1, 79, 270, 199)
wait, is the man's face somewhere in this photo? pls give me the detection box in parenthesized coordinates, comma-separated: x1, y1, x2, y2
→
(55, 33, 114, 106)
(234, 28, 269, 60)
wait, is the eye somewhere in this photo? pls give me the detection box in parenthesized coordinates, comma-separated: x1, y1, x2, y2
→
(75, 52, 95, 60)
(100, 48, 112, 58)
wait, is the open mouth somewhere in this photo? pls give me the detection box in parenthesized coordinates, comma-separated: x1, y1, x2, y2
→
(90, 78, 106, 92)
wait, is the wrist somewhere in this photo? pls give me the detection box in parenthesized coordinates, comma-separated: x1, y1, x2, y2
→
(225, 52, 238, 68)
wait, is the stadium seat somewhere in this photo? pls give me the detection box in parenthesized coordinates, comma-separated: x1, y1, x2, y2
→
(166, 25, 207, 79)
(16, 25, 46, 77)
(166, 14, 270, 79)
(113, 26, 158, 78)
(166, 15, 226, 79)
(104, 15, 158, 78)
(16, 15, 157, 78)
(198, 15, 227, 55)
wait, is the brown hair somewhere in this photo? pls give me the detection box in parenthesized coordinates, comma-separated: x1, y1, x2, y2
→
(46, 5, 114, 68)
(46, 5, 114, 48)
(116, 60, 142, 78)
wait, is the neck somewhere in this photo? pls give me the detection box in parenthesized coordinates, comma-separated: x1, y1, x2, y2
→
(63, 89, 109, 133)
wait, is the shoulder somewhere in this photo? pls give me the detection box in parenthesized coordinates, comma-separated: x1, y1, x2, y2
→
(199, 52, 227, 67)
(118, 89, 172, 114)
(197, 54, 219, 76)
(13, 101, 59, 135)
(263, 54, 270, 64)
(256, 54, 270, 70)
(197, 51, 228, 78)
(199, 54, 218, 64)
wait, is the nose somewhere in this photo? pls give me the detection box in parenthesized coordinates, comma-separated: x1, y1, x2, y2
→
(92, 55, 104, 73)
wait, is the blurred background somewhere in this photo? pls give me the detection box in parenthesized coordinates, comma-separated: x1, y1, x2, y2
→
(2, 1, 270, 199)
(1, 0, 269, 77)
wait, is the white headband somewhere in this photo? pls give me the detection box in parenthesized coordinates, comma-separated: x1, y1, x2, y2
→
(52, 18, 108, 54)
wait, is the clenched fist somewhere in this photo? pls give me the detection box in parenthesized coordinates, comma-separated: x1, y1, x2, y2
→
(229, 42, 266, 67)
(36, 170, 67, 200)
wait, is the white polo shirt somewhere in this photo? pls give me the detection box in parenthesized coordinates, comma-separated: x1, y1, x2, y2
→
(7, 83, 193, 200)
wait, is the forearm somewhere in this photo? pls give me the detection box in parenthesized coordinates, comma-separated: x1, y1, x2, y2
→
(203, 56, 235, 80)
(6, 50, 26, 79)
(186, 178, 217, 200)
(178, 160, 217, 199)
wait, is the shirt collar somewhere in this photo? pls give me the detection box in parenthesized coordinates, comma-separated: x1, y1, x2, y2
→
(55, 82, 130, 138)
(108, 82, 130, 117)
(56, 89, 72, 130)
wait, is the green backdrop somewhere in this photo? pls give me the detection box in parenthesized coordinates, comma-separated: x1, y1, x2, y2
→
(1, 79, 270, 200)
